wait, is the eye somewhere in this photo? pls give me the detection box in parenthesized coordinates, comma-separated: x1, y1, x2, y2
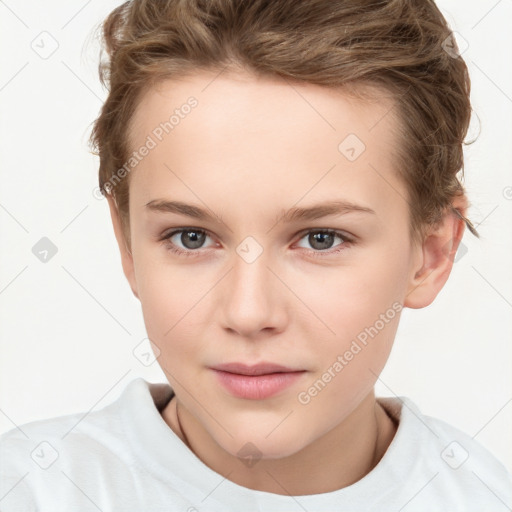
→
(160, 228, 215, 257)
(295, 229, 353, 254)
(159, 227, 354, 258)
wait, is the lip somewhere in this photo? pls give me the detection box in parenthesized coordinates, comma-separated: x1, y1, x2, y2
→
(210, 361, 303, 376)
(210, 362, 306, 400)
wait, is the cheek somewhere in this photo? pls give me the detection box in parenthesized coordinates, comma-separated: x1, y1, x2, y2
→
(298, 255, 407, 342)
(297, 307, 400, 422)
(292, 251, 406, 393)
(132, 252, 207, 350)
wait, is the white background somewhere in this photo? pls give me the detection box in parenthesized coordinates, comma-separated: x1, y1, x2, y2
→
(1, 0, 511, 475)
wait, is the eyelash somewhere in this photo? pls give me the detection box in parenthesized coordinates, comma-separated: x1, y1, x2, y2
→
(159, 228, 354, 259)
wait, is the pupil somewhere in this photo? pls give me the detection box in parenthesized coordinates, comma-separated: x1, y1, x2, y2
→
(310, 232, 333, 250)
(182, 230, 205, 249)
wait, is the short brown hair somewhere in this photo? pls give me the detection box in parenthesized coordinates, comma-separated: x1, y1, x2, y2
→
(89, 0, 479, 247)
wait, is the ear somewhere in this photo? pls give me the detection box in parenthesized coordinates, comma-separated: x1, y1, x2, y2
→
(404, 196, 467, 309)
(106, 196, 139, 300)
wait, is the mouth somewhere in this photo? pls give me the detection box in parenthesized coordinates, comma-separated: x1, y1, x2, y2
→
(209, 362, 307, 400)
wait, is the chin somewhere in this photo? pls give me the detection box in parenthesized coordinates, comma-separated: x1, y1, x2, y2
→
(213, 423, 310, 461)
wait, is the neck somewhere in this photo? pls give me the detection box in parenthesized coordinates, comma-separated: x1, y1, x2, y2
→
(163, 390, 397, 495)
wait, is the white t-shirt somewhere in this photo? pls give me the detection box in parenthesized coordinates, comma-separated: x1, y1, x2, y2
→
(1, 377, 511, 511)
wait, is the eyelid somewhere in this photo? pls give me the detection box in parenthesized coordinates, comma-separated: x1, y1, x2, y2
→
(159, 227, 217, 247)
(293, 228, 354, 257)
(294, 227, 355, 242)
(159, 226, 355, 256)
(158, 227, 217, 259)
(160, 226, 355, 242)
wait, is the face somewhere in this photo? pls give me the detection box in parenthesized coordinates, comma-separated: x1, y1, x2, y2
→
(115, 70, 430, 460)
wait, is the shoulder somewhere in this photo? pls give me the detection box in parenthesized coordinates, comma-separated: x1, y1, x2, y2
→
(0, 397, 128, 467)
(379, 396, 512, 510)
(0, 378, 156, 511)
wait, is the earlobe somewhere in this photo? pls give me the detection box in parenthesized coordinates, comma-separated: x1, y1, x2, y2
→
(404, 201, 467, 309)
(106, 195, 139, 300)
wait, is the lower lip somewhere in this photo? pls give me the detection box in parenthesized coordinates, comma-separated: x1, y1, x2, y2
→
(212, 369, 306, 400)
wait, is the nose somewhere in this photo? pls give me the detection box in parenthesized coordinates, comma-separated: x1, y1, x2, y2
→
(220, 246, 288, 338)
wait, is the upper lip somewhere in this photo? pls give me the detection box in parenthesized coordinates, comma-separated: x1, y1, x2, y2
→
(211, 362, 304, 376)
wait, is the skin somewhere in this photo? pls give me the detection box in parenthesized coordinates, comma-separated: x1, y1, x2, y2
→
(107, 69, 467, 495)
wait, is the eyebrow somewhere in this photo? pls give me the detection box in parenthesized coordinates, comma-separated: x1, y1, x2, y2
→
(145, 199, 376, 223)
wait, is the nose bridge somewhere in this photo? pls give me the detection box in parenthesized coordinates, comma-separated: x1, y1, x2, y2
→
(220, 237, 285, 335)
(230, 240, 274, 307)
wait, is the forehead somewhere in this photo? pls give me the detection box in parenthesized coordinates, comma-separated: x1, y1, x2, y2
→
(126, 70, 406, 220)
(129, 70, 397, 150)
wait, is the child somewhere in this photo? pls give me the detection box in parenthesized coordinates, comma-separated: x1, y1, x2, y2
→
(1, 0, 511, 510)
